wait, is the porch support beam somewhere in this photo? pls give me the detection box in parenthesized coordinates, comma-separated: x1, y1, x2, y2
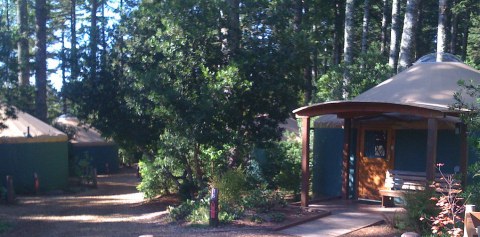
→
(300, 116, 311, 207)
(460, 123, 468, 186)
(342, 118, 352, 199)
(426, 118, 438, 182)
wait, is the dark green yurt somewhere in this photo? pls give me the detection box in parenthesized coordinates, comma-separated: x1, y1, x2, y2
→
(54, 116, 119, 175)
(0, 108, 68, 194)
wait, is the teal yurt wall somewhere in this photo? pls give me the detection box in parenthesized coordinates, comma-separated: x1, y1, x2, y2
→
(312, 127, 357, 199)
(394, 129, 477, 173)
(0, 142, 68, 193)
(69, 143, 119, 174)
(55, 115, 119, 175)
(0, 108, 68, 194)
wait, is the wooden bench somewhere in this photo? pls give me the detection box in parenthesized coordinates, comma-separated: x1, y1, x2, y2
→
(379, 170, 461, 207)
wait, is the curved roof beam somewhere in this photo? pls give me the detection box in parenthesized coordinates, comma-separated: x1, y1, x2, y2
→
(293, 101, 453, 118)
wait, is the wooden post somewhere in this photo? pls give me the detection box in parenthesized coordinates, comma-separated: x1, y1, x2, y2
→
(426, 118, 438, 182)
(300, 116, 311, 207)
(342, 118, 352, 199)
(6, 175, 15, 204)
(34, 172, 39, 194)
(92, 168, 98, 188)
(460, 123, 468, 187)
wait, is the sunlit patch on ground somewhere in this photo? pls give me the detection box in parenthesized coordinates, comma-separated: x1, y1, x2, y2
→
(18, 210, 168, 223)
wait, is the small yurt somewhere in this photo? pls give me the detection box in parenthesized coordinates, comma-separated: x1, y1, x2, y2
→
(0, 108, 68, 193)
(54, 115, 119, 175)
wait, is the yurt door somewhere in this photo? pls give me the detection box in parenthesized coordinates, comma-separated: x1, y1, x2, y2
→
(357, 128, 394, 200)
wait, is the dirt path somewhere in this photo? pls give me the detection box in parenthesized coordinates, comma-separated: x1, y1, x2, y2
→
(0, 168, 288, 237)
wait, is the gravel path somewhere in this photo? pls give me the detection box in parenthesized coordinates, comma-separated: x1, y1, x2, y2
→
(0, 169, 290, 237)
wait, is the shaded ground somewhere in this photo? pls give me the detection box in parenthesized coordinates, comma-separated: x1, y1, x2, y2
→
(0, 168, 292, 237)
(0, 168, 402, 236)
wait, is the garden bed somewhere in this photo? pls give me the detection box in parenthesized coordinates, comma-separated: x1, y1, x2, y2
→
(233, 205, 330, 230)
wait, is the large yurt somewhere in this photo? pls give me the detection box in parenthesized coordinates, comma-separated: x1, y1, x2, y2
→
(293, 55, 480, 205)
(0, 108, 68, 193)
(54, 115, 119, 175)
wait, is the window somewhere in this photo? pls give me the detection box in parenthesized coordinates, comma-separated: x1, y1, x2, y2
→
(364, 130, 387, 159)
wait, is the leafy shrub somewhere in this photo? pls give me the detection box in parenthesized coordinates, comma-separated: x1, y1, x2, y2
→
(168, 199, 196, 221)
(249, 214, 264, 223)
(243, 189, 286, 213)
(398, 189, 439, 235)
(211, 168, 247, 208)
(269, 212, 286, 223)
(463, 160, 480, 206)
(137, 160, 166, 199)
(259, 136, 301, 195)
(421, 166, 465, 237)
(186, 197, 210, 224)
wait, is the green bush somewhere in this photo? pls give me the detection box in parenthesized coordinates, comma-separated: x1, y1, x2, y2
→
(211, 168, 247, 208)
(243, 189, 286, 213)
(259, 137, 301, 195)
(269, 212, 286, 223)
(397, 189, 439, 235)
(186, 197, 210, 224)
(168, 199, 196, 221)
(137, 160, 166, 199)
(463, 160, 480, 206)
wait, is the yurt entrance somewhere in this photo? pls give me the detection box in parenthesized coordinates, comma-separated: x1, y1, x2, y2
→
(356, 127, 395, 200)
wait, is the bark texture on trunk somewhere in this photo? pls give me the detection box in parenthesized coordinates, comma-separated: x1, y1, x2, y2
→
(381, 0, 389, 55)
(71, 0, 78, 80)
(35, 0, 47, 121)
(361, 0, 370, 55)
(17, 0, 29, 86)
(398, 0, 420, 73)
(343, 0, 355, 99)
(388, 0, 400, 70)
(436, 0, 447, 62)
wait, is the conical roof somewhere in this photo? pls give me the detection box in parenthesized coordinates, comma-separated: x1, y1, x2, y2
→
(54, 115, 112, 145)
(310, 62, 480, 128)
(353, 62, 480, 111)
(0, 108, 67, 143)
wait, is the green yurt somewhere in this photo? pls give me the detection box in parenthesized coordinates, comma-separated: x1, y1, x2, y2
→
(54, 115, 119, 175)
(0, 108, 68, 194)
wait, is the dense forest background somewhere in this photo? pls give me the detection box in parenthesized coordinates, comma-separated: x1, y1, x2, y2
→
(0, 0, 479, 197)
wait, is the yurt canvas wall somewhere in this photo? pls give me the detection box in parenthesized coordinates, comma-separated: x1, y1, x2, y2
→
(55, 116, 119, 175)
(0, 109, 68, 193)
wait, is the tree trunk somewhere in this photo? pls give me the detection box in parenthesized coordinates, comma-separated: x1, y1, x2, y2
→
(90, 0, 98, 81)
(380, 0, 389, 55)
(450, 4, 458, 55)
(398, 0, 420, 73)
(61, 30, 67, 114)
(343, 0, 355, 99)
(71, 0, 78, 81)
(5, 0, 10, 80)
(101, 0, 107, 68)
(361, 0, 370, 56)
(388, 0, 400, 71)
(461, 12, 469, 61)
(35, 0, 47, 121)
(225, 0, 240, 59)
(192, 143, 204, 188)
(436, 0, 447, 62)
(17, 0, 29, 86)
(332, 0, 344, 65)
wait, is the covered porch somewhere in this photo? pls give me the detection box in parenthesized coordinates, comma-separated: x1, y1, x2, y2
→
(292, 61, 480, 207)
(294, 101, 468, 207)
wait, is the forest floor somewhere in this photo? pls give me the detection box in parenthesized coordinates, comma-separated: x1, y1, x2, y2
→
(0, 168, 401, 237)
